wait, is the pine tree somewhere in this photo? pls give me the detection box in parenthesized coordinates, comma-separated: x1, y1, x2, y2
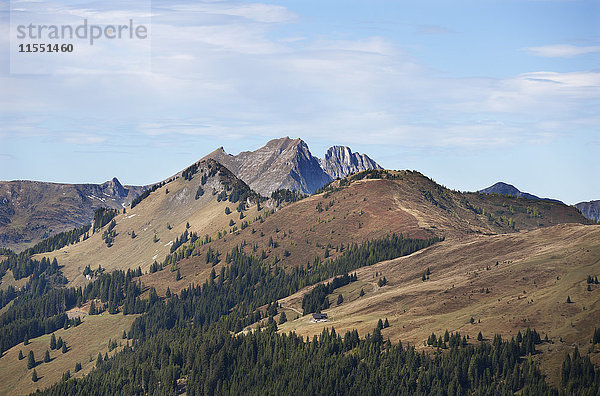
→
(50, 333, 56, 350)
(57, 337, 63, 349)
(337, 294, 344, 305)
(377, 319, 384, 330)
(44, 350, 50, 363)
(18, 350, 24, 360)
(74, 362, 82, 372)
(165, 287, 172, 298)
(96, 353, 103, 367)
(567, 296, 572, 303)
(176, 269, 182, 281)
(278, 311, 287, 325)
(477, 332, 483, 341)
(359, 288, 365, 297)
(32, 369, 38, 382)
(89, 301, 97, 315)
(27, 350, 35, 369)
(23, 334, 29, 345)
(384, 318, 390, 328)
(62, 343, 68, 353)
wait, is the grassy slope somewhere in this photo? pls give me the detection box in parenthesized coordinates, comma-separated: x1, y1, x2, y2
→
(0, 313, 137, 396)
(143, 172, 589, 295)
(276, 223, 600, 387)
(37, 162, 260, 288)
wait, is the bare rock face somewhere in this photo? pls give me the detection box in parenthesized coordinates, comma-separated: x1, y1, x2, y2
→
(575, 200, 600, 222)
(320, 145, 382, 180)
(204, 137, 381, 196)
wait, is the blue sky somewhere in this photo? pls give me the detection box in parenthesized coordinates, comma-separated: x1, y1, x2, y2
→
(1, 0, 599, 204)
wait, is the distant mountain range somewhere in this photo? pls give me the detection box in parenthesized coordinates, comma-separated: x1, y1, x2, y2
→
(478, 182, 562, 202)
(0, 178, 145, 251)
(203, 137, 381, 195)
(479, 182, 599, 222)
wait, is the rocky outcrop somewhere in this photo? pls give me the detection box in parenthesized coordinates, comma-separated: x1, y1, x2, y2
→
(575, 200, 600, 222)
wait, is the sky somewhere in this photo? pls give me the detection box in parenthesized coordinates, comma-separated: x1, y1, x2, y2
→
(0, 0, 599, 205)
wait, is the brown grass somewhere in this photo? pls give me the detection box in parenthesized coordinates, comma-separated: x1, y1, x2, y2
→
(0, 313, 137, 396)
(277, 223, 600, 387)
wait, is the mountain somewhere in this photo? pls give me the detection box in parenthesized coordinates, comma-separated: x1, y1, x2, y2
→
(479, 181, 562, 202)
(43, 168, 591, 292)
(575, 200, 600, 222)
(0, 178, 145, 252)
(319, 145, 382, 179)
(0, 161, 597, 394)
(203, 137, 381, 195)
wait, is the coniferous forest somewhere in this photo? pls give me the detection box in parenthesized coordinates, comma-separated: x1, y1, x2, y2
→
(0, 226, 598, 395)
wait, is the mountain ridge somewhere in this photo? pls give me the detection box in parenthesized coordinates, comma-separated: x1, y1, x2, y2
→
(0, 177, 146, 251)
(479, 181, 562, 203)
(203, 137, 381, 195)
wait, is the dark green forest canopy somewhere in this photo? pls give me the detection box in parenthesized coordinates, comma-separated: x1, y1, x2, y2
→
(36, 324, 597, 396)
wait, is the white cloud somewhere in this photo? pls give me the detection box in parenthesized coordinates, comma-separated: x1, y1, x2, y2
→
(2, 0, 599, 155)
(525, 44, 600, 58)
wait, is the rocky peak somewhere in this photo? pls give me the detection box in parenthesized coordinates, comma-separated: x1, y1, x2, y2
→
(101, 177, 127, 198)
(320, 146, 382, 179)
(202, 137, 382, 196)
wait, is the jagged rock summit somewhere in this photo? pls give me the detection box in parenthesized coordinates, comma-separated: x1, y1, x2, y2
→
(320, 145, 382, 180)
(203, 137, 382, 195)
(575, 200, 600, 222)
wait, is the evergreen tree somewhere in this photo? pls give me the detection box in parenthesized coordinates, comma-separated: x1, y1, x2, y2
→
(44, 349, 50, 363)
(567, 296, 572, 303)
(278, 311, 287, 325)
(74, 362, 82, 372)
(18, 350, 24, 360)
(176, 269, 182, 281)
(359, 288, 365, 297)
(96, 353, 102, 367)
(62, 342, 68, 353)
(477, 332, 483, 341)
(50, 333, 56, 350)
(384, 318, 390, 328)
(337, 294, 344, 305)
(27, 350, 35, 369)
(32, 369, 38, 382)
